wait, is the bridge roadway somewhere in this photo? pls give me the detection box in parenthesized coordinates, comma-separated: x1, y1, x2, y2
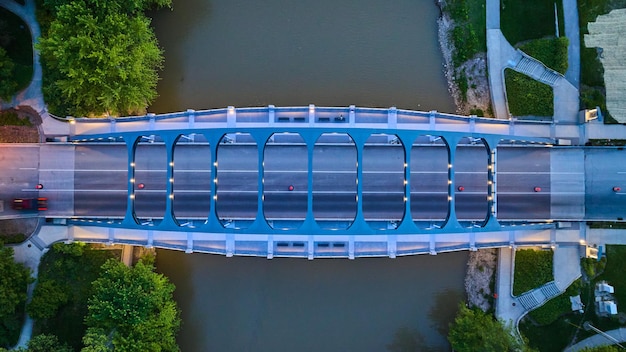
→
(65, 142, 551, 223)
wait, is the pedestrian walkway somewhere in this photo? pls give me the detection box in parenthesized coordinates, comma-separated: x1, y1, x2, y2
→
(565, 328, 626, 351)
(563, 0, 581, 89)
(495, 245, 581, 335)
(486, 0, 580, 124)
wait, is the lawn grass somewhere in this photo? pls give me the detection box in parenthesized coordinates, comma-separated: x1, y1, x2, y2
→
(596, 245, 626, 314)
(501, 0, 565, 45)
(32, 243, 118, 350)
(513, 248, 553, 296)
(445, 0, 486, 66)
(522, 246, 626, 350)
(518, 37, 569, 74)
(504, 69, 554, 117)
(0, 7, 33, 95)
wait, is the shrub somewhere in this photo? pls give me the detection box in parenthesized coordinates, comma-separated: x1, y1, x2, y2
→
(513, 249, 553, 296)
(505, 69, 554, 116)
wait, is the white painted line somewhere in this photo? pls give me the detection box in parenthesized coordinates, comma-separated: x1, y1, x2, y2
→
(18, 167, 38, 170)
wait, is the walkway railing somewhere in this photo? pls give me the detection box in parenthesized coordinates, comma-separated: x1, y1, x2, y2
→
(53, 105, 564, 140)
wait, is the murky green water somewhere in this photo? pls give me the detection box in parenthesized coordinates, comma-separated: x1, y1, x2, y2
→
(150, 1, 464, 350)
(148, 0, 454, 113)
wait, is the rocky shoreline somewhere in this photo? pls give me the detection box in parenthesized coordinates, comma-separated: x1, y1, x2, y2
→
(436, 0, 493, 116)
(436, 1, 499, 311)
(465, 249, 498, 311)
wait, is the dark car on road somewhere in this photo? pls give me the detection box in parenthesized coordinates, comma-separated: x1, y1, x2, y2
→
(12, 198, 48, 211)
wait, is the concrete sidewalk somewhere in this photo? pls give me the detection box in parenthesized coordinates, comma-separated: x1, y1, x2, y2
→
(495, 245, 581, 334)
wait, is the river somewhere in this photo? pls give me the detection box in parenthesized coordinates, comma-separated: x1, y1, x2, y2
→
(150, 0, 465, 351)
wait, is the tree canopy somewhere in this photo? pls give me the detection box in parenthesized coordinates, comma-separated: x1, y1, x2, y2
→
(448, 303, 534, 352)
(0, 243, 32, 348)
(83, 258, 180, 352)
(38, 0, 171, 117)
(0, 47, 17, 100)
(15, 334, 73, 352)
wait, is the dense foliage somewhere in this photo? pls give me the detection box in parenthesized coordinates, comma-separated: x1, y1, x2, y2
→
(504, 70, 554, 117)
(38, 0, 170, 116)
(0, 7, 33, 100)
(445, 0, 485, 67)
(513, 249, 553, 296)
(448, 304, 533, 352)
(14, 334, 73, 352)
(518, 37, 569, 74)
(83, 257, 181, 352)
(0, 243, 32, 348)
(28, 243, 116, 350)
(501, 0, 565, 45)
(0, 47, 17, 99)
(528, 279, 581, 325)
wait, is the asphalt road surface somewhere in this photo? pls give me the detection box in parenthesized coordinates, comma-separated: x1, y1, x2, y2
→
(71, 142, 551, 222)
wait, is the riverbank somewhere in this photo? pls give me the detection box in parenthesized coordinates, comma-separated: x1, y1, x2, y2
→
(437, 0, 492, 116)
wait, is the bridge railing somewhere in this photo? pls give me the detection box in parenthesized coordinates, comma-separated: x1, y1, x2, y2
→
(60, 105, 558, 139)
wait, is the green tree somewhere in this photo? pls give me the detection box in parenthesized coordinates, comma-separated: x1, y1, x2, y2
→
(0, 47, 17, 100)
(15, 334, 73, 352)
(83, 258, 180, 352)
(26, 280, 70, 320)
(0, 243, 32, 347)
(448, 304, 534, 352)
(38, 1, 165, 116)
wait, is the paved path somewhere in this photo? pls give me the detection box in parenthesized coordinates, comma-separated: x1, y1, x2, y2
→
(563, 0, 581, 89)
(495, 244, 581, 335)
(486, 0, 580, 124)
(565, 328, 626, 351)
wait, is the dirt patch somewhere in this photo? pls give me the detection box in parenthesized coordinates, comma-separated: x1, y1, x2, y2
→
(438, 5, 493, 116)
(0, 107, 41, 143)
(465, 248, 497, 311)
(0, 218, 39, 242)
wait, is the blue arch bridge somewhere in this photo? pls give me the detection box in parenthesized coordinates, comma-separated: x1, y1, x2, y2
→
(32, 105, 604, 259)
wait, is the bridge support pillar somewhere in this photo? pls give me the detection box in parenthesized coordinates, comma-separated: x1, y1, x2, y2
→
(387, 235, 397, 258)
(186, 232, 193, 253)
(148, 113, 155, 131)
(429, 111, 437, 130)
(187, 109, 195, 129)
(308, 236, 314, 260)
(147, 230, 153, 248)
(348, 236, 355, 260)
(429, 234, 437, 255)
(267, 235, 274, 259)
(268, 105, 275, 126)
(388, 107, 397, 129)
(226, 234, 234, 257)
(349, 105, 356, 127)
(308, 104, 315, 126)
(227, 106, 236, 128)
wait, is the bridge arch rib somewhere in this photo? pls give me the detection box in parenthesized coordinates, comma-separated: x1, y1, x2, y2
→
(63, 106, 556, 258)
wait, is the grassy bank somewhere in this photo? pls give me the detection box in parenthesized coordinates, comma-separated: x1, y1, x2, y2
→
(445, 0, 487, 66)
(513, 248, 553, 296)
(505, 70, 554, 117)
(501, 0, 564, 45)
